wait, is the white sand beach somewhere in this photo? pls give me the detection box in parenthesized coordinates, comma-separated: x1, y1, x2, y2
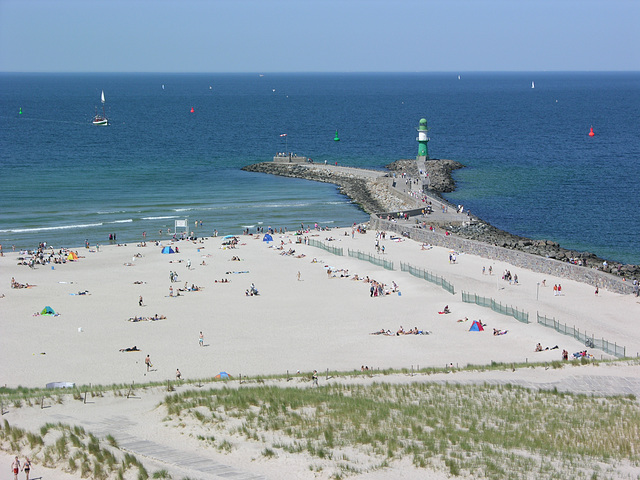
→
(1, 226, 639, 479)
(2, 226, 638, 388)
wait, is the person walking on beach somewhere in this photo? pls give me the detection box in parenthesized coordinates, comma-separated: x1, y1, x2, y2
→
(22, 457, 31, 480)
(199, 331, 204, 347)
(145, 355, 152, 371)
(11, 456, 20, 480)
(297, 271, 301, 281)
(488, 266, 492, 275)
(139, 296, 143, 307)
(176, 369, 182, 381)
(312, 370, 318, 386)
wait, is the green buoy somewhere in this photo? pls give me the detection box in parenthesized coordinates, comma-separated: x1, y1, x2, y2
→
(19, 107, 22, 115)
(334, 129, 340, 142)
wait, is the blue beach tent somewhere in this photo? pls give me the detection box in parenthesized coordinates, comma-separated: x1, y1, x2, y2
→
(41, 306, 56, 316)
(263, 234, 273, 243)
(469, 320, 484, 332)
(161, 246, 175, 254)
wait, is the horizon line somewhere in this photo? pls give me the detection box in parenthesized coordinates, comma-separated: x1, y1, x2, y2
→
(1, 70, 639, 75)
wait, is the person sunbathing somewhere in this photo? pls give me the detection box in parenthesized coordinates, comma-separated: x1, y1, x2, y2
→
(493, 328, 508, 336)
(119, 346, 140, 352)
(443, 305, 451, 314)
(535, 343, 543, 352)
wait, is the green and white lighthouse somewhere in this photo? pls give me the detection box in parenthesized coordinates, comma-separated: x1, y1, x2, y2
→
(416, 118, 430, 160)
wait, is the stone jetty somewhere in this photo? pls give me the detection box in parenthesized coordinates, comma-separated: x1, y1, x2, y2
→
(242, 162, 427, 215)
(242, 159, 640, 286)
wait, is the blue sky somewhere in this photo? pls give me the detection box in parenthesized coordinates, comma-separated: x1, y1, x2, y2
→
(1, 0, 638, 72)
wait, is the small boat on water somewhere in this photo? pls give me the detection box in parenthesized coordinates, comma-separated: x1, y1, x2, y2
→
(93, 90, 109, 126)
(531, 81, 535, 89)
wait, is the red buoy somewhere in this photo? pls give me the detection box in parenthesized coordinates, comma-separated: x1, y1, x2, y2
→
(190, 107, 194, 113)
(588, 126, 595, 137)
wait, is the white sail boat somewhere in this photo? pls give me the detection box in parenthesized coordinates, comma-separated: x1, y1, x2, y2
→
(531, 81, 535, 89)
(93, 90, 109, 126)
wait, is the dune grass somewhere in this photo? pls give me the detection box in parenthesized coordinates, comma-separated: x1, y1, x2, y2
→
(1, 360, 639, 478)
(1, 419, 147, 480)
(162, 381, 640, 479)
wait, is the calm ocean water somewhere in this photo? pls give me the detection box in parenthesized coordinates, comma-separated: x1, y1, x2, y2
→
(0, 72, 638, 264)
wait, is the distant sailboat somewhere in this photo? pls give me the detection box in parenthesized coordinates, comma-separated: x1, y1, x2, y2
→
(531, 81, 535, 89)
(93, 90, 109, 126)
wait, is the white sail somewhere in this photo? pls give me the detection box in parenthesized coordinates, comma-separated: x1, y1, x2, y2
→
(531, 81, 535, 89)
(101, 90, 105, 104)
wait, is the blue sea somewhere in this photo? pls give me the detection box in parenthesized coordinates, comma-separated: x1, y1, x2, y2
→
(1, 72, 638, 264)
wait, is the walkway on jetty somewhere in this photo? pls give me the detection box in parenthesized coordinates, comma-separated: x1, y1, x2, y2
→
(244, 161, 470, 226)
(295, 162, 470, 226)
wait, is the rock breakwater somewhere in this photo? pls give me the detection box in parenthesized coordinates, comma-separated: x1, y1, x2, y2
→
(241, 163, 415, 214)
(445, 219, 640, 281)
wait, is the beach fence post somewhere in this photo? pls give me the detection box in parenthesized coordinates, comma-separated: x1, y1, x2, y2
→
(127, 382, 134, 399)
(411, 365, 414, 376)
(326, 368, 329, 380)
(41, 397, 44, 409)
(1, 400, 4, 415)
(83, 391, 87, 404)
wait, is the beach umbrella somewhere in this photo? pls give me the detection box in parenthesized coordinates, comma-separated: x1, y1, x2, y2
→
(263, 233, 273, 242)
(215, 372, 231, 379)
(223, 235, 236, 239)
